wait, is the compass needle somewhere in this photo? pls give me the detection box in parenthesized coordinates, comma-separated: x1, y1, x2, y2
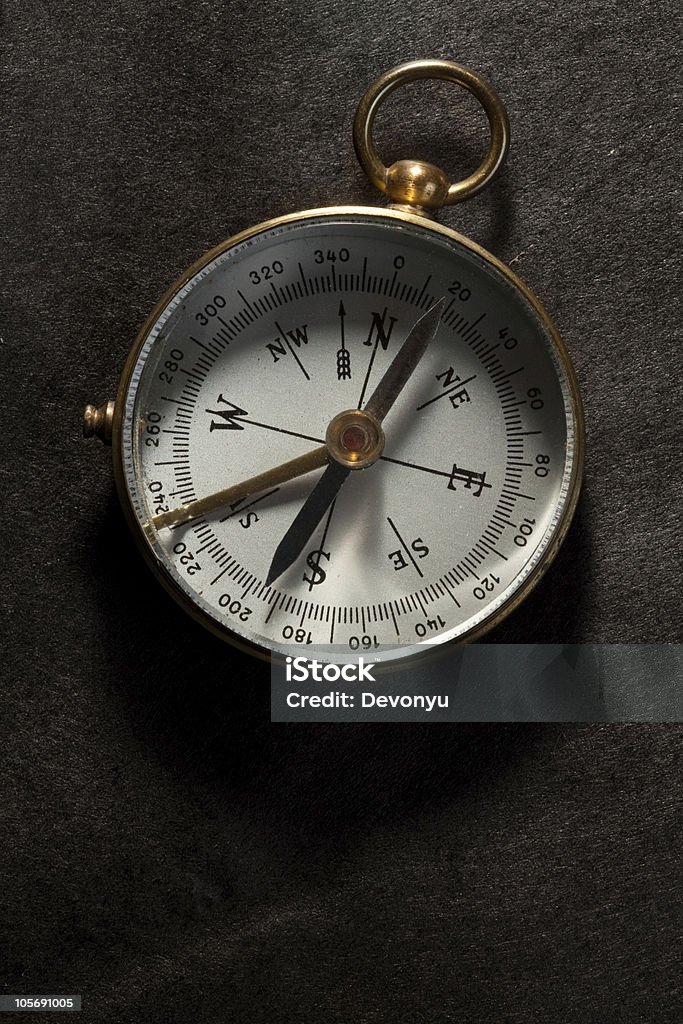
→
(363, 296, 447, 422)
(266, 462, 350, 587)
(149, 445, 329, 531)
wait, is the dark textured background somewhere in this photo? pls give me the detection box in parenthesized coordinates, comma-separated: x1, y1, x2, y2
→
(1, 1, 681, 1021)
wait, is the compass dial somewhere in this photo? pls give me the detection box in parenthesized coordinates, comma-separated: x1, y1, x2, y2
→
(115, 209, 582, 662)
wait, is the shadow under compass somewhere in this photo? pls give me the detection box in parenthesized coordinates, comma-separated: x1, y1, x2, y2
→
(92, 493, 564, 877)
(87, 235, 589, 859)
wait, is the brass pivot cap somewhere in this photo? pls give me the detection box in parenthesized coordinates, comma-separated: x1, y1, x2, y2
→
(326, 409, 385, 469)
(353, 58, 510, 214)
(83, 400, 115, 444)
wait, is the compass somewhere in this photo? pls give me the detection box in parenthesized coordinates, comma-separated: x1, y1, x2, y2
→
(84, 60, 584, 665)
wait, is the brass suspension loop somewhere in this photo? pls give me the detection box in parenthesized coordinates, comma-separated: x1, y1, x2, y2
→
(353, 58, 510, 212)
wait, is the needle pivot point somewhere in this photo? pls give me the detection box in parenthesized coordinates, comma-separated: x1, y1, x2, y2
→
(341, 424, 368, 452)
(326, 409, 385, 469)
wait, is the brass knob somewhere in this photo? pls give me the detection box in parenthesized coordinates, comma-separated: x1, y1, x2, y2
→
(384, 159, 450, 211)
(83, 400, 115, 444)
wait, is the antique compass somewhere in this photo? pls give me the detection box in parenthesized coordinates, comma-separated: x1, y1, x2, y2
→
(84, 60, 584, 664)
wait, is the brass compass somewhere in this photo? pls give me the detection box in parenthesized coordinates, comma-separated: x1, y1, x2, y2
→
(84, 60, 584, 663)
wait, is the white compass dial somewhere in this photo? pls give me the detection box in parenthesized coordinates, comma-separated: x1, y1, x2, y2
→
(117, 210, 582, 662)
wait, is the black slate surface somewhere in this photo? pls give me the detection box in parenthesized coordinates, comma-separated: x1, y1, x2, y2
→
(1, 2, 681, 1021)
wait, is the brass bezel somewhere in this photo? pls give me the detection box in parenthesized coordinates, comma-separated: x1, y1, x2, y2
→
(111, 205, 585, 665)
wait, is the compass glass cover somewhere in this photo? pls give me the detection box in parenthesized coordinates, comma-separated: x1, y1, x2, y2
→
(119, 212, 580, 661)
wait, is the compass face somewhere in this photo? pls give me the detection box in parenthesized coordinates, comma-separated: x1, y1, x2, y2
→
(116, 209, 582, 662)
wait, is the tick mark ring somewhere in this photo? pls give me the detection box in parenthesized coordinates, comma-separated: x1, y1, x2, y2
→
(353, 58, 510, 209)
(326, 409, 385, 469)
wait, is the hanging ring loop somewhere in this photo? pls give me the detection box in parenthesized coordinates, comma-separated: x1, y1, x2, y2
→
(353, 59, 510, 210)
